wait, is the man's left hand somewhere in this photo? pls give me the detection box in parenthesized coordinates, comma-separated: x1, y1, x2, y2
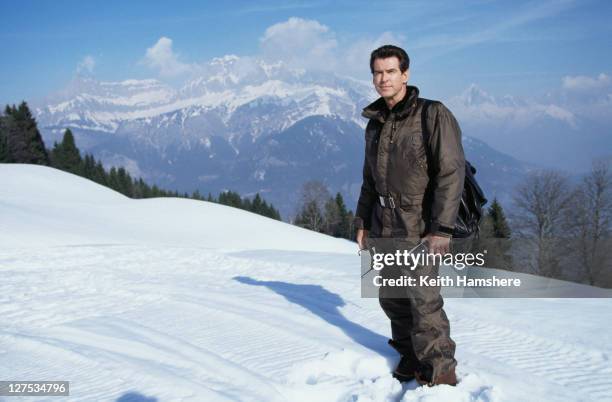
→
(422, 234, 451, 255)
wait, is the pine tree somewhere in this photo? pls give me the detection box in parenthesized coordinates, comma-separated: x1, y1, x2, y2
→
(0, 112, 9, 162)
(2, 102, 49, 165)
(93, 160, 107, 185)
(334, 192, 352, 239)
(80, 153, 96, 179)
(132, 177, 143, 198)
(262, 199, 280, 220)
(219, 191, 243, 208)
(295, 200, 325, 232)
(345, 210, 356, 241)
(134, 178, 149, 198)
(0, 110, 16, 163)
(267, 203, 281, 220)
(51, 129, 82, 174)
(116, 167, 133, 197)
(476, 197, 513, 270)
(17, 102, 49, 164)
(324, 197, 340, 235)
(108, 167, 120, 192)
(251, 193, 263, 215)
(241, 196, 252, 210)
(488, 198, 511, 238)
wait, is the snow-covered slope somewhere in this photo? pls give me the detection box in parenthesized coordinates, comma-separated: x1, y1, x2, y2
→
(0, 164, 352, 252)
(2, 164, 611, 401)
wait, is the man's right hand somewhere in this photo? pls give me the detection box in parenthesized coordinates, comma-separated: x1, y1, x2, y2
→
(357, 229, 369, 251)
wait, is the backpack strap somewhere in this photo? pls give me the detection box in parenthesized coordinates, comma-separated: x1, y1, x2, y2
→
(420, 99, 488, 239)
(420, 98, 432, 142)
(420, 98, 434, 175)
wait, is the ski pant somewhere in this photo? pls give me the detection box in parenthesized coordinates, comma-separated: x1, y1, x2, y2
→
(371, 238, 457, 379)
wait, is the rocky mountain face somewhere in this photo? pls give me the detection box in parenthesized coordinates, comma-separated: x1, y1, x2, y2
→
(34, 56, 530, 218)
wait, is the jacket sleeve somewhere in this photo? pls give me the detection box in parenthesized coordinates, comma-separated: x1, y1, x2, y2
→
(425, 102, 466, 237)
(354, 127, 377, 231)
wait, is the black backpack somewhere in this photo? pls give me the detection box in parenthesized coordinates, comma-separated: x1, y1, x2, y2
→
(421, 100, 488, 238)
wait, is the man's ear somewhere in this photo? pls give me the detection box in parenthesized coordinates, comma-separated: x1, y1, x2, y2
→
(403, 69, 410, 84)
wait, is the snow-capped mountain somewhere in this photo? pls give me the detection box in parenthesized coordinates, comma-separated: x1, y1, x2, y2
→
(38, 78, 177, 133)
(36, 57, 373, 147)
(447, 84, 612, 172)
(33, 57, 529, 216)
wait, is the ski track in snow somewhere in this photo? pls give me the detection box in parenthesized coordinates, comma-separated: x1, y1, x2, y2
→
(1, 245, 611, 402)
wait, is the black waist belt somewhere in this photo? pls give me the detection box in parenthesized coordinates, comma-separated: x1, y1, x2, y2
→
(378, 194, 396, 209)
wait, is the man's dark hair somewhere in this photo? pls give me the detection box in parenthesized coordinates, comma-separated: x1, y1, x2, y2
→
(370, 45, 410, 74)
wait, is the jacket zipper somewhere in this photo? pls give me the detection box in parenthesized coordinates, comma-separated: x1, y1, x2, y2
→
(390, 120, 396, 144)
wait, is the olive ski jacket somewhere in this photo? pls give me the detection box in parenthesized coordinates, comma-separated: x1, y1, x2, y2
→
(354, 85, 466, 239)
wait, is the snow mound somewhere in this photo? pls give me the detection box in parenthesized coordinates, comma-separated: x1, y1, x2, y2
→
(1, 163, 611, 401)
(0, 164, 354, 253)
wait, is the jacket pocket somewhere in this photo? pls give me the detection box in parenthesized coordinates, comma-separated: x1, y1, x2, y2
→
(403, 134, 428, 172)
(395, 194, 426, 238)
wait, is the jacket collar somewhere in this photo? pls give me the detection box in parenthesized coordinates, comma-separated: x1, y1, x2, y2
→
(362, 85, 419, 123)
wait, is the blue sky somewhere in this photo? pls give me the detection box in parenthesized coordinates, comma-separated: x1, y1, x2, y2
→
(1, 0, 611, 104)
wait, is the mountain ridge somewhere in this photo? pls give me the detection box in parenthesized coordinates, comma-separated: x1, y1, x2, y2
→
(31, 57, 537, 216)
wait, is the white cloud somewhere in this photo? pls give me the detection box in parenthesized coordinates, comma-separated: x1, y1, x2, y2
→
(259, 17, 407, 79)
(259, 17, 338, 71)
(144, 37, 193, 77)
(557, 73, 612, 122)
(448, 84, 577, 128)
(137, 20, 404, 83)
(542, 104, 577, 127)
(77, 55, 95, 74)
(562, 73, 610, 91)
(344, 31, 405, 76)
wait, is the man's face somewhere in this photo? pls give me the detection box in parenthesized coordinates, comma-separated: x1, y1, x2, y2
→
(372, 57, 409, 99)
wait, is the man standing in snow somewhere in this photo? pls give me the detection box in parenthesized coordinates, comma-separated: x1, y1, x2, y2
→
(355, 45, 465, 386)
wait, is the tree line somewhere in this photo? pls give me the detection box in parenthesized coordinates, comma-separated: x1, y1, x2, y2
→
(4, 101, 610, 286)
(291, 180, 515, 252)
(294, 163, 612, 289)
(0, 101, 281, 220)
(509, 163, 612, 287)
(432, 162, 612, 288)
(293, 180, 356, 241)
